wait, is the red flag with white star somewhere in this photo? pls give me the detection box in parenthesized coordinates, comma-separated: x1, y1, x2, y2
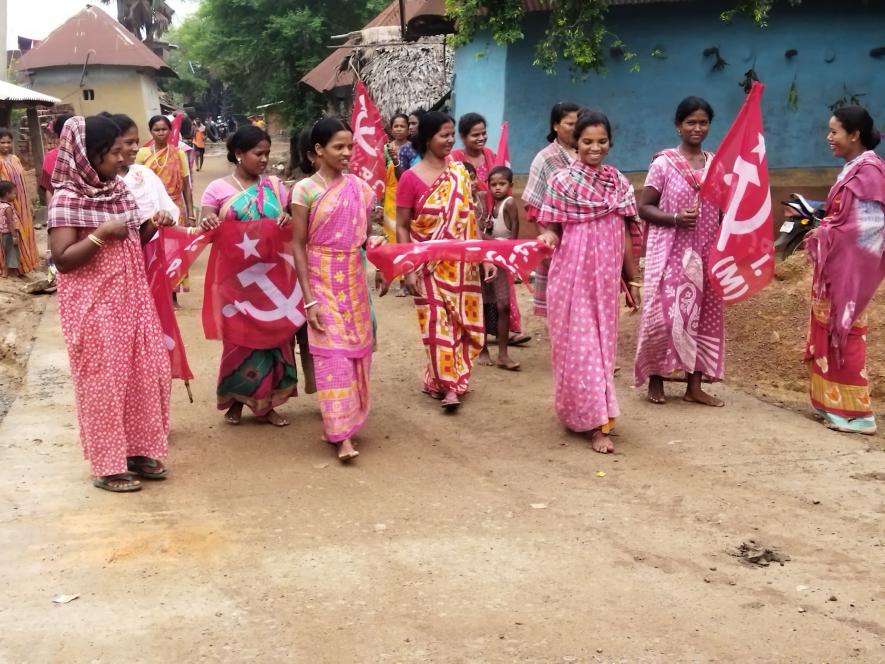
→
(201, 220, 305, 347)
(700, 82, 774, 303)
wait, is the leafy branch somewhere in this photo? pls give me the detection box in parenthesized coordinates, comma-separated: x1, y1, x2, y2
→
(447, 0, 804, 75)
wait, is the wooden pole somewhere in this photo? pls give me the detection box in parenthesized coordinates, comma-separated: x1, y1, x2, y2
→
(26, 106, 44, 178)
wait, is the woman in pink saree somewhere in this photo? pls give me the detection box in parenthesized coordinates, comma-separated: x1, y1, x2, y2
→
(292, 118, 382, 461)
(48, 115, 174, 492)
(634, 96, 725, 407)
(805, 106, 885, 435)
(537, 111, 640, 454)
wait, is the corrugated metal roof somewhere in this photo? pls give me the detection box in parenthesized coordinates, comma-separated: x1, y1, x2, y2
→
(0, 80, 60, 105)
(17, 6, 175, 76)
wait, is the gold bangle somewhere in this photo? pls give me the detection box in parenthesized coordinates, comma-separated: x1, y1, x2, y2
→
(87, 233, 105, 247)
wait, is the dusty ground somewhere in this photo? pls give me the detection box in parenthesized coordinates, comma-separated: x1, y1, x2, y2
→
(0, 155, 883, 663)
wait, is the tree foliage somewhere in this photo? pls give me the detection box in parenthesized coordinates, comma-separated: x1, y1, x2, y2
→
(172, 0, 387, 127)
(100, 0, 175, 42)
(446, 0, 803, 75)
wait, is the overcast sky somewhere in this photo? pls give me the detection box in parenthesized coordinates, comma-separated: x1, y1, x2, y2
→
(7, 0, 197, 49)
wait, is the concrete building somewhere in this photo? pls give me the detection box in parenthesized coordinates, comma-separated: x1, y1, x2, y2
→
(449, 0, 884, 177)
(15, 5, 176, 143)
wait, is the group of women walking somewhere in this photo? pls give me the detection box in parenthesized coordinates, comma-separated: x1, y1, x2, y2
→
(43, 96, 884, 492)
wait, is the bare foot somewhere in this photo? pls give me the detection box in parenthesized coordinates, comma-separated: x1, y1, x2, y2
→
(337, 438, 359, 461)
(258, 409, 290, 426)
(647, 376, 666, 404)
(496, 355, 520, 371)
(590, 429, 614, 454)
(224, 403, 243, 425)
(477, 349, 494, 366)
(422, 387, 444, 400)
(683, 389, 725, 407)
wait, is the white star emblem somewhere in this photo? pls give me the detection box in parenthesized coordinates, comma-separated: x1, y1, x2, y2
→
(236, 233, 260, 259)
(751, 133, 766, 163)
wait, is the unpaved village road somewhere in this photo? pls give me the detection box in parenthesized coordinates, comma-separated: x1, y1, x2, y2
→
(0, 154, 882, 663)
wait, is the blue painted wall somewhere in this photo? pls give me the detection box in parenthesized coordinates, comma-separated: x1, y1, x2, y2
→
(452, 34, 508, 150)
(453, 0, 885, 173)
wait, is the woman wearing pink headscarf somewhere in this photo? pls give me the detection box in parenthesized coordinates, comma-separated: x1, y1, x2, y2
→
(48, 116, 174, 492)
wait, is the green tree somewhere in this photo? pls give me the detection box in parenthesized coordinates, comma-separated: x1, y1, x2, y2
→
(100, 0, 175, 42)
(173, 0, 387, 127)
(445, 0, 803, 75)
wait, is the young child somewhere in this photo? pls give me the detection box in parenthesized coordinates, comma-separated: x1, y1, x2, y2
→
(0, 180, 23, 278)
(478, 166, 520, 370)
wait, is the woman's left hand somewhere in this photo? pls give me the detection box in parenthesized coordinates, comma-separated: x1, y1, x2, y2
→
(484, 263, 498, 282)
(277, 212, 292, 228)
(153, 210, 175, 227)
(367, 235, 386, 249)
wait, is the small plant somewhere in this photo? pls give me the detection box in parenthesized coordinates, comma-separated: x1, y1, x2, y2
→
(704, 46, 728, 72)
(651, 46, 667, 60)
(828, 84, 867, 112)
(739, 60, 760, 93)
(787, 79, 799, 111)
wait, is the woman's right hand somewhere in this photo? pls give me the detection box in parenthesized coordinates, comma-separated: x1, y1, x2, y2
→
(674, 207, 698, 229)
(306, 306, 325, 333)
(96, 219, 129, 241)
(200, 212, 220, 231)
(403, 270, 423, 297)
(537, 230, 559, 249)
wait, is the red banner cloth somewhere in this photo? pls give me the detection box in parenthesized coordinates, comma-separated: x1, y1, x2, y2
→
(143, 229, 193, 381)
(495, 121, 511, 168)
(700, 82, 774, 304)
(202, 220, 305, 348)
(350, 81, 388, 203)
(367, 239, 550, 285)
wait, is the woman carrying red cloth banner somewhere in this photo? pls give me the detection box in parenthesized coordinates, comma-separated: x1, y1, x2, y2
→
(48, 116, 175, 492)
(199, 127, 300, 427)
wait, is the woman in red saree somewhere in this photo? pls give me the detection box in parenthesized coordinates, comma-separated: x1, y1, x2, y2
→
(396, 112, 486, 410)
(48, 116, 174, 492)
(805, 106, 885, 435)
(200, 127, 296, 427)
(0, 128, 39, 273)
(292, 118, 383, 461)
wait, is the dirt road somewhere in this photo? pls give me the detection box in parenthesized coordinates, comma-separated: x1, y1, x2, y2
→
(1, 154, 882, 663)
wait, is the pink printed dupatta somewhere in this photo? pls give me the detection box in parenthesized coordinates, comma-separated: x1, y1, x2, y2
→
(807, 151, 885, 351)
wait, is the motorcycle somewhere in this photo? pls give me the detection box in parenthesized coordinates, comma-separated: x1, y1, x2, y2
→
(774, 193, 824, 259)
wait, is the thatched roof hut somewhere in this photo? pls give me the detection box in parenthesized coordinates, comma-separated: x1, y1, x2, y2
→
(345, 26, 453, 119)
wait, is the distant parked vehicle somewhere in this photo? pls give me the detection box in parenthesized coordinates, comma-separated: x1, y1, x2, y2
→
(774, 193, 824, 259)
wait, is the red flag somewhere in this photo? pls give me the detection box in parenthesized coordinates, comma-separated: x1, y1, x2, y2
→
(350, 81, 388, 202)
(367, 239, 550, 285)
(168, 112, 184, 147)
(700, 82, 774, 303)
(202, 219, 305, 348)
(494, 121, 511, 168)
(143, 229, 193, 381)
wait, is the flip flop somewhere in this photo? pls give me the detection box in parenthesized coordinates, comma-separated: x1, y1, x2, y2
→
(93, 474, 142, 493)
(441, 393, 461, 410)
(126, 457, 167, 480)
(508, 334, 532, 346)
(422, 388, 444, 400)
(338, 449, 360, 462)
(496, 361, 521, 371)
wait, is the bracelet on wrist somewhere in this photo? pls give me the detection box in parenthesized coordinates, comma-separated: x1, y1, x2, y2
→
(627, 281, 642, 288)
(304, 300, 318, 310)
(87, 233, 105, 247)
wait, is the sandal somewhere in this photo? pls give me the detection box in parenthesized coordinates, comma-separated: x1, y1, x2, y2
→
(508, 334, 531, 347)
(422, 387, 444, 400)
(127, 456, 168, 480)
(441, 392, 461, 410)
(93, 474, 142, 493)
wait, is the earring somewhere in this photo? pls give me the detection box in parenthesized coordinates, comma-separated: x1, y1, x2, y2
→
(237, 158, 242, 163)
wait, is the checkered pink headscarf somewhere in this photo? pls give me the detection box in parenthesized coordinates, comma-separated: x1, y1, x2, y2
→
(47, 116, 140, 230)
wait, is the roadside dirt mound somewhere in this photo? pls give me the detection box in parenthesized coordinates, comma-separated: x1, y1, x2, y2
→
(0, 279, 46, 421)
(726, 253, 885, 414)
